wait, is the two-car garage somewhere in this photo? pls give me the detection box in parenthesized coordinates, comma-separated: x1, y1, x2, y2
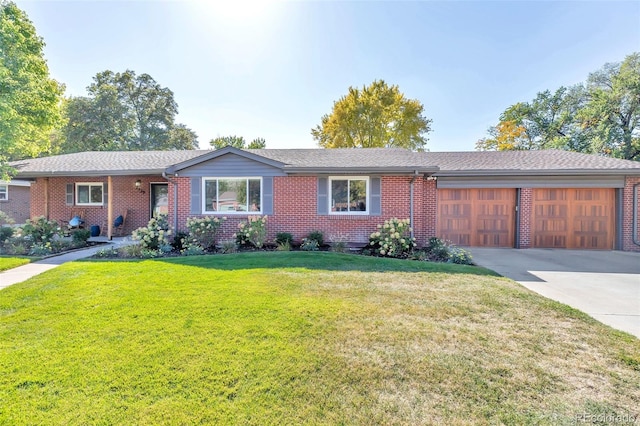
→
(436, 184, 617, 250)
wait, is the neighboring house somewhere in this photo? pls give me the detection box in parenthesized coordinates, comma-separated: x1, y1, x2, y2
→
(9, 147, 640, 251)
(0, 180, 31, 224)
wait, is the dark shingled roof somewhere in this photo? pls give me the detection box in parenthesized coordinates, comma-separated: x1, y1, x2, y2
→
(9, 148, 640, 178)
(423, 150, 640, 175)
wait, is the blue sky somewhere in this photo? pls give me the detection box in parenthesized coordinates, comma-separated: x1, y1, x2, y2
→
(17, 0, 640, 151)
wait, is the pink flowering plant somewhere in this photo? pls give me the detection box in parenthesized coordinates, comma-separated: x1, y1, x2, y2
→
(369, 218, 416, 258)
(184, 216, 226, 251)
(234, 216, 268, 248)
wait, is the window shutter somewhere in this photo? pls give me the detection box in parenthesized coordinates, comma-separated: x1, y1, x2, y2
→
(262, 176, 273, 215)
(317, 177, 328, 215)
(190, 177, 201, 214)
(66, 184, 74, 206)
(370, 177, 381, 216)
(103, 183, 108, 205)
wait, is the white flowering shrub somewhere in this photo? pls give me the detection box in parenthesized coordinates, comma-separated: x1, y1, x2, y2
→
(184, 216, 226, 251)
(369, 218, 416, 258)
(132, 214, 172, 251)
(234, 216, 268, 248)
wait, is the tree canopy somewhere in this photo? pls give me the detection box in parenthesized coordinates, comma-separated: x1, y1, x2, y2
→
(0, 0, 64, 178)
(477, 53, 640, 161)
(210, 136, 266, 150)
(58, 70, 198, 153)
(311, 80, 432, 151)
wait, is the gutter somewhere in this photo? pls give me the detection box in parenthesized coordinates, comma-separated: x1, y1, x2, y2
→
(162, 172, 179, 231)
(634, 183, 640, 247)
(409, 170, 419, 239)
(433, 169, 640, 177)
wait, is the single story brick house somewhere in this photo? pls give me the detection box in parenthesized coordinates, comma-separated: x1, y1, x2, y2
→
(9, 147, 640, 251)
(0, 180, 31, 224)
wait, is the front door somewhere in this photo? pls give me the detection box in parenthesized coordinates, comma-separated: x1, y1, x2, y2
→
(151, 183, 169, 218)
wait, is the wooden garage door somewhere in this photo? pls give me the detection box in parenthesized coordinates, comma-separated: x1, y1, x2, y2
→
(532, 188, 615, 249)
(437, 188, 516, 247)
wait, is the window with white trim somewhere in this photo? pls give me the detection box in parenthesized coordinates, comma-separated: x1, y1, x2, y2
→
(329, 177, 368, 214)
(203, 178, 262, 214)
(0, 184, 7, 201)
(75, 183, 104, 206)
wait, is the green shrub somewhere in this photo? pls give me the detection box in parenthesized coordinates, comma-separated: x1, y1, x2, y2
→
(424, 237, 450, 262)
(219, 239, 238, 254)
(368, 218, 416, 258)
(448, 247, 473, 265)
(0, 211, 15, 226)
(276, 241, 291, 251)
(132, 214, 172, 251)
(300, 238, 319, 251)
(29, 242, 54, 256)
(180, 243, 206, 256)
(0, 226, 14, 244)
(172, 231, 189, 251)
(275, 232, 293, 246)
(235, 216, 268, 248)
(329, 233, 349, 253)
(185, 216, 225, 251)
(423, 237, 473, 265)
(94, 247, 120, 258)
(19, 216, 61, 245)
(72, 229, 91, 245)
(306, 230, 324, 246)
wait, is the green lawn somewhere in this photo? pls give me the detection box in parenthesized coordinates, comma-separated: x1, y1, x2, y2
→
(0, 257, 31, 272)
(1, 252, 638, 424)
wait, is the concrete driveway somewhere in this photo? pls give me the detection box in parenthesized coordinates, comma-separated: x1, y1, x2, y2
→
(469, 248, 640, 338)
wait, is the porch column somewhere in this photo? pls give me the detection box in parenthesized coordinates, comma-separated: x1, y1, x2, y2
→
(107, 176, 113, 240)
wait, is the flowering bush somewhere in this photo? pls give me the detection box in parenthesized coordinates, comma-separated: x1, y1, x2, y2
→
(184, 216, 226, 251)
(369, 218, 416, 258)
(19, 216, 61, 245)
(234, 216, 268, 248)
(132, 214, 172, 251)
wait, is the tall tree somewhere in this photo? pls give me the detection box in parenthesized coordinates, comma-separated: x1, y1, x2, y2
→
(0, 1, 64, 178)
(209, 136, 267, 149)
(311, 80, 432, 151)
(579, 53, 640, 160)
(476, 86, 587, 152)
(477, 53, 640, 160)
(59, 70, 198, 153)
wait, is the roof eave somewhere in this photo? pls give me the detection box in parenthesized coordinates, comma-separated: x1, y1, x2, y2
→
(434, 168, 640, 177)
(13, 169, 166, 178)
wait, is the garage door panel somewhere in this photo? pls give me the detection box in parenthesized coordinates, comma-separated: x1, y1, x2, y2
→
(437, 189, 515, 247)
(532, 188, 614, 249)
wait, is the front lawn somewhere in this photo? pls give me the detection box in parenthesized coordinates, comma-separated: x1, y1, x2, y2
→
(0, 256, 31, 272)
(0, 252, 638, 424)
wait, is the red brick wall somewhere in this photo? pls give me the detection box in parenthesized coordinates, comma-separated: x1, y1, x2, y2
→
(171, 175, 433, 246)
(0, 185, 31, 224)
(622, 176, 640, 252)
(518, 188, 533, 249)
(30, 176, 164, 235)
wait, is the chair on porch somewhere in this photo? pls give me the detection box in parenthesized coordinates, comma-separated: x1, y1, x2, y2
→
(100, 209, 129, 237)
(61, 208, 86, 236)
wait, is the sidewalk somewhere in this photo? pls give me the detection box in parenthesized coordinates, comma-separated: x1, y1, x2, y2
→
(0, 237, 136, 290)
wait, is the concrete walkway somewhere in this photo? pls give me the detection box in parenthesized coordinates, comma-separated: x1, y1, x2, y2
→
(0, 237, 136, 290)
(470, 248, 640, 338)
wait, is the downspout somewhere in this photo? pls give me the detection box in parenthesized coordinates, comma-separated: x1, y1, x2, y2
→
(634, 183, 640, 246)
(409, 170, 419, 239)
(515, 188, 521, 249)
(162, 172, 179, 231)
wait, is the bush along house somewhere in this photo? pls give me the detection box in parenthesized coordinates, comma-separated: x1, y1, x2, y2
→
(9, 146, 640, 251)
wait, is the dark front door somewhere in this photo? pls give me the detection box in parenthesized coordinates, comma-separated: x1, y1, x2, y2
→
(151, 183, 169, 219)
